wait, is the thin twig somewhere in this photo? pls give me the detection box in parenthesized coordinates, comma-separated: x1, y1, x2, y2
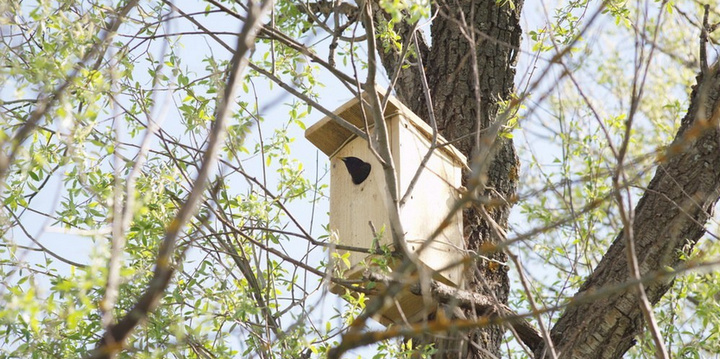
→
(0, 0, 141, 184)
(610, 2, 670, 357)
(86, 1, 273, 357)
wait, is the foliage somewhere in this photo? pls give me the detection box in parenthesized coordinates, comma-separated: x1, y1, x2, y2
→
(0, 0, 718, 358)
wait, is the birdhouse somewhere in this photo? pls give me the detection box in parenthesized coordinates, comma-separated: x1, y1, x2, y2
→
(305, 89, 467, 324)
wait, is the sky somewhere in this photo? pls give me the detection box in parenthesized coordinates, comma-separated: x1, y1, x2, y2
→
(3, 0, 713, 356)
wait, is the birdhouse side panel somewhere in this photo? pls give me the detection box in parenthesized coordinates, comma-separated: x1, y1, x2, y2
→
(395, 117, 462, 188)
(395, 117, 465, 286)
(329, 137, 392, 274)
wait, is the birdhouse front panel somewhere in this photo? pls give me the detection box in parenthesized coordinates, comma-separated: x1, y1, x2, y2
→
(328, 127, 394, 269)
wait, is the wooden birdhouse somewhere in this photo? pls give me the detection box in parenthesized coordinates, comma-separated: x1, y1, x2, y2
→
(305, 89, 467, 324)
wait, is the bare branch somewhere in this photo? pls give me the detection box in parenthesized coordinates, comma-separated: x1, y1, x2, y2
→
(86, 1, 273, 357)
(547, 62, 720, 359)
(0, 0, 141, 183)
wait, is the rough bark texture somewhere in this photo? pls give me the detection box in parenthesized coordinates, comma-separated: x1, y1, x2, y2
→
(371, 0, 720, 355)
(374, 0, 524, 357)
(544, 65, 720, 358)
(372, 0, 720, 355)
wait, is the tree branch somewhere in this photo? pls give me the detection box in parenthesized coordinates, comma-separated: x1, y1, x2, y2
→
(546, 62, 720, 359)
(0, 0, 140, 184)
(326, 270, 543, 358)
(85, 1, 273, 357)
(368, 0, 430, 111)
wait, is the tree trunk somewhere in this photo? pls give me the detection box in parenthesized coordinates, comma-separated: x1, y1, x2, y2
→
(375, 0, 524, 357)
(543, 65, 720, 359)
(375, 0, 720, 357)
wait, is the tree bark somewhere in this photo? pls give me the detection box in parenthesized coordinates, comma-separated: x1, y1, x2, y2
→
(374, 0, 524, 357)
(376, 2, 720, 359)
(542, 64, 720, 358)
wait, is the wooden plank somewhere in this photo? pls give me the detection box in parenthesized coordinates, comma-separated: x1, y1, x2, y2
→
(396, 115, 465, 286)
(329, 132, 390, 268)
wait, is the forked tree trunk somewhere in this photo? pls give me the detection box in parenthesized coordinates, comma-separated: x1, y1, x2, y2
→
(375, 0, 720, 358)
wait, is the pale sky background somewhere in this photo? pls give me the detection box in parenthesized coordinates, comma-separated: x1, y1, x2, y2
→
(2, 0, 710, 356)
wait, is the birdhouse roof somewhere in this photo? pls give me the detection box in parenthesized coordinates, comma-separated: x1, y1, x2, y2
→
(304, 89, 467, 165)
